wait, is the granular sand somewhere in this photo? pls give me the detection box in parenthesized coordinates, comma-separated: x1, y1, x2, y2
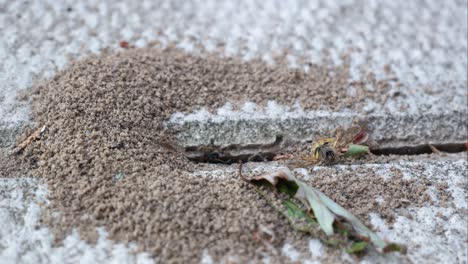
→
(8, 47, 436, 262)
(308, 169, 433, 223)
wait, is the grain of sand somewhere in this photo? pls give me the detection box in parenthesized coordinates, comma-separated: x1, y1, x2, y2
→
(8, 47, 437, 263)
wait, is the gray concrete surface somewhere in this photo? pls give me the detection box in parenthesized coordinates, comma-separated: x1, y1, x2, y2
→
(0, 178, 153, 264)
(167, 104, 466, 147)
(1, 0, 466, 135)
(0, 0, 467, 263)
(194, 159, 468, 263)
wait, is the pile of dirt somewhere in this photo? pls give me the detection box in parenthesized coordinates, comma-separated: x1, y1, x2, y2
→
(308, 168, 433, 223)
(9, 46, 417, 262)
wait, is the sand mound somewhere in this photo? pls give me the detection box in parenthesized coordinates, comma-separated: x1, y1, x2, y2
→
(10, 47, 429, 262)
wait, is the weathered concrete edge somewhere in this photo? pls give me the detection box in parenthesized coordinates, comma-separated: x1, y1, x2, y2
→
(1, 110, 465, 150)
(166, 110, 467, 147)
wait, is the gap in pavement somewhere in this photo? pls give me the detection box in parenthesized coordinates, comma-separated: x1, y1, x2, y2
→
(184, 134, 468, 164)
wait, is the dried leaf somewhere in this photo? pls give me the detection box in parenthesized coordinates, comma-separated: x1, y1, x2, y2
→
(334, 126, 361, 150)
(242, 166, 400, 253)
(352, 129, 369, 144)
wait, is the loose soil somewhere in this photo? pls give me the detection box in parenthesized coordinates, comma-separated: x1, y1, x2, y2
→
(309, 168, 432, 223)
(6, 47, 441, 263)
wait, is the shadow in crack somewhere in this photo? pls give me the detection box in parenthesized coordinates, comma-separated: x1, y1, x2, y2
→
(185, 137, 468, 164)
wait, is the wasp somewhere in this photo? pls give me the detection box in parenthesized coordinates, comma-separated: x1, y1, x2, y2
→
(310, 138, 339, 165)
(304, 125, 369, 165)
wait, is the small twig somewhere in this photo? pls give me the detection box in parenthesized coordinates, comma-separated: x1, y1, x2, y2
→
(428, 144, 442, 154)
(238, 161, 249, 182)
(12, 125, 46, 154)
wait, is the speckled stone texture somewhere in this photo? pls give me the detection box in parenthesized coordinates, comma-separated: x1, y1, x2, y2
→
(1, 0, 466, 128)
(0, 0, 467, 263)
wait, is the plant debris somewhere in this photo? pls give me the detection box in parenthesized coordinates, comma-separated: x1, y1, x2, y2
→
(119, 40, 131, 49)
(113, 172, 126, 181)
(302, 126, 370, 165)
(239, 163, 405, 255)
(346, 241, 368, 254)
(12, 125, 46, 154)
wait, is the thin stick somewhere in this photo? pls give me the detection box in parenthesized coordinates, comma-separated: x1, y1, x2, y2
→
(238, 161, 249, 182)
(428, 144, 442, 154)
(12, 125, 46, 154)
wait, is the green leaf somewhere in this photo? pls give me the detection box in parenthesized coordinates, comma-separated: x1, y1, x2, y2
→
(347, 242, 368, 254)
(311, 186, 386, 249)
(383, 243, 407, 254)
(276, 179, 299, 197)
(343, 144, 369, 158)
(335, 226, 349, 236)
(322, 239, 342, 247)
(283, 200, 316, 223)
(284, 200, 305, 220)
(290, 172, 384, 248)
(298, 181, 336, 236)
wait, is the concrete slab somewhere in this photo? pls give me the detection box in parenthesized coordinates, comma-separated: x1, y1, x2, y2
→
(166, 103, 466, 148)
(193, 159, 468, 263)
(2, 159, 466, 263)
(1, 0, 466, 145)
(0, 0, 467, 263)
(0, 178, 153, 264)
